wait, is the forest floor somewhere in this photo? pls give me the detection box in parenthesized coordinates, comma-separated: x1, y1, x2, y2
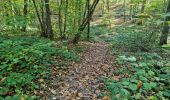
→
(1, 3, 170, 100)
(42, 4, 125, 100)
(46, 42, 117, 100)
(35, 4, 170, 100)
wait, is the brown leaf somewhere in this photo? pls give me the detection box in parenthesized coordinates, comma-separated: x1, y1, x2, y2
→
(20, 97, 25, 100)
(72, 90, 78, 99)
(116, 94, 121, 99)
(0, 77, 6, 82)
(78, 93, 83, 97)
(38, 79, 44, 83)
(102, 96, 111, 100)
(51, 89, 57, 95)
(85, 75, 89, 80)
(137, 81, 143, 91)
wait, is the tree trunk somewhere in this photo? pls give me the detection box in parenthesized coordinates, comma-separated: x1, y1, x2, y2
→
(32, 0, 45, 36)
(123, 0, 126, 22)
(45, 0, 53, 38)
(32, 0, 53, 38)
(87, 0, 90, 40)
(58, 0, 63, 38)
(21, 0, 28, 32)
(73, 0, 99, 44)
(160, 0, 170, 45)
(141, 0, 147, 13)
(63, 0, 68, 34)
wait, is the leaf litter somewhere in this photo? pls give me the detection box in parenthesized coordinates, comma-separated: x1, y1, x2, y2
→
(38, 42, 119, 100)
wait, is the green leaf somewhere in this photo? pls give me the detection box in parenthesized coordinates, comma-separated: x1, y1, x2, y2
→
(122, 81, 130, 86)
(129, 84, 137, 91)
(150, 82, 157, 88)
(148, 70, 155, 76)
(130, 79, 138, 83)
(137, 70, 146, 75)
(0, 64, 8, 69)
(134, 93, 141, 99)
(128, 56, 137, 62)
(164, 12, 170, 17)
(120, 89, 130, 97)
(139, 76, 148, 81)
(163, 90, 170, 97)
(143, 83, 151, 90)
(0, 87, 9, 95)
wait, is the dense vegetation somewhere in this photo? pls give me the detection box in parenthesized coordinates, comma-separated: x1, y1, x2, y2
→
(0, 0, 170, 99)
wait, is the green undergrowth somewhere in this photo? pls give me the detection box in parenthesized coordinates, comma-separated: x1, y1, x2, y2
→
(81, 25, 113, 42)
(102, 53, 170, 100)
(112, 25, 159, 52)
(0, 36, 79, 99)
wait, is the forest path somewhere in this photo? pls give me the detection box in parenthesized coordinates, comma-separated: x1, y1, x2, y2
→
(49, 42, 117, 100)
(45, 3, 123, 100)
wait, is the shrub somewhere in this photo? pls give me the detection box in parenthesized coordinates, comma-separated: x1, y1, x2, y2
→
(112, 26, 159, 52)
(0, 36, 79, 98)
(103, 53, 170, 99)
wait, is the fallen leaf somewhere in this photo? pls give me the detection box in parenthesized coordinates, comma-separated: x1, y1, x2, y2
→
(85, 75, 89, 80)
(0, 77, 6, 82)
(34, 90, 37, 94)
(72, 90, 78, 99)
(38, 79, 44, 83)
(137, 81, 143, 91)
(102, 96, 111, 100)
(78, 93, 83, 97)
(51, 89, 57, 95)
(116, 94, 121, 99)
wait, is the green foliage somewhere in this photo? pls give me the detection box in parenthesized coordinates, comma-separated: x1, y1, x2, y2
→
(86, 25, 114, 42)
(103, 53, 170, 99)
(0, 36, 79, 98)
(91, 25, 112, 36)
(112, 26, 159, 52)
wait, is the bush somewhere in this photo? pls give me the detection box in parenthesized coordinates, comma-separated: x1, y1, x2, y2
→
(103, 53, 170, 99)
(112, 26, 159, 52)
(0, 36, 79, 98)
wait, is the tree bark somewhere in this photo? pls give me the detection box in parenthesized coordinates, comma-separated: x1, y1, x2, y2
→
(32, 0, 53, 38)
(73, 0, 99, 44)
(21, 0, 28, 32)
(87, 0, 90, 40)
(32, 0, 45, 36)
(45, 0, 53, 38)
(63, 0, 68, 34)
(141, 0, 147, 13)
(160, 0, 170, 45)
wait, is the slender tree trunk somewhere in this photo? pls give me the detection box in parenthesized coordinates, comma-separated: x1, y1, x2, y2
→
(45, 0, 53, 38)
(129, 0, 133, 20)
(73, 0, 99, 44)
(40, 0, 46, 36)
(160, 0, 170, 45)
(87, 0, 90, 40)
(58, 0, 63, 37)
(32, 0, 45, 36)
(63, 0, 68, 34)
(123, 0, 126, 22)
(21, 0, 28, 32)
(32, 0, 53, 38)
(141, 0, 147, 13)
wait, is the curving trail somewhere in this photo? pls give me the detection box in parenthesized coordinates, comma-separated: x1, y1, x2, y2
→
(47, 42, 117, 100)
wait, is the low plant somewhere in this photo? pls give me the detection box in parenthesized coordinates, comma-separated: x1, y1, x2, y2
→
(112, 25, 159, 52)
(0, 36, 79, 99)
(103, 53, 170, 99)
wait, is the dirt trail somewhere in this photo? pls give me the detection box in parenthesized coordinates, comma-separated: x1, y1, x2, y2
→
(47, 42, 116, 100)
